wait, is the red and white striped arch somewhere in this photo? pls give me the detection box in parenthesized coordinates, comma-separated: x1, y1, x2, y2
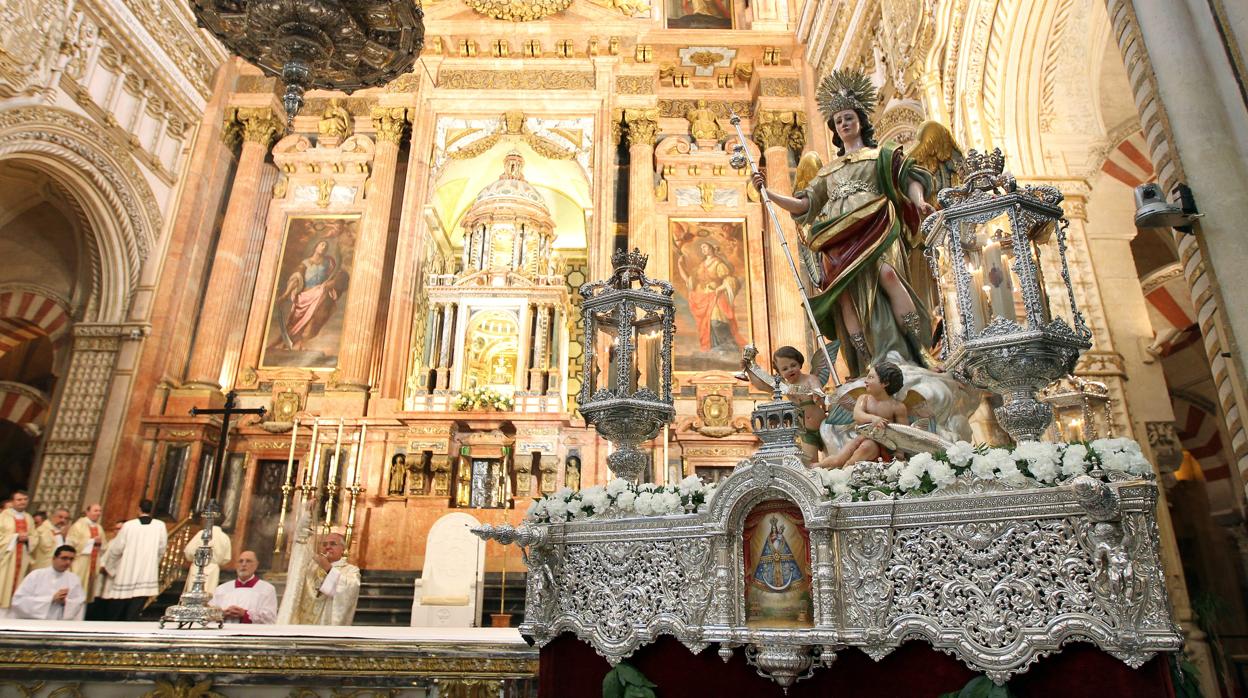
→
(0, 290, 70, 358)
(0, 382, 49, 437)
(1100, 131, 1155, 188)
(1173, 397, 1230, 482)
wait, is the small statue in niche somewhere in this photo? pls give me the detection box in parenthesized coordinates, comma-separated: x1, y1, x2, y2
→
(387, 452, 407, 496)
(686, 99, 723, 143)
(564, 455, 581, 491)
(317, 98, 353, 147)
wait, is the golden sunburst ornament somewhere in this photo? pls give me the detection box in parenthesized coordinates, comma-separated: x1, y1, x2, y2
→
(816, 69, 878, 121)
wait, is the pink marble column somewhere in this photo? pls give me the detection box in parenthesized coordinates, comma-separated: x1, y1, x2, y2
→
(335, 107, 409, 391)
(184, 106, 283, 389)
(623, 110, 660, 391)
(754, 109, 808, 351)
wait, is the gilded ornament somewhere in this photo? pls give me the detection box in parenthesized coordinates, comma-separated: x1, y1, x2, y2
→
(685, 99, 723, 142)
(816, 69, 877, 120)
(758, 77, 799, 97)
(621, 108, 660, 147)
(688, 50, 725, 68)
(438, 70, 595, 90)
(316, 98, 353, 147)
(659, 99, 750, 119)
(752, 109, 805, 154)
(316, 179, 334, 207)
(463, 0, 573, 21)
(371, 107, 409, 144)
(236, 107, 284, 147)
(588, 0, 651, 16)
(141, 678, 225, 698)
(616, 75, 655, 95)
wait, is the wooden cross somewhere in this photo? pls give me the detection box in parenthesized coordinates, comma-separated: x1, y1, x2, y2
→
(191, 390, 266, 505)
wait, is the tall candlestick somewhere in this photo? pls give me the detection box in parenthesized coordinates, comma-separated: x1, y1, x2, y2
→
(274, 418, 299, 553)
(323, 417, 345, 531)
(344, 421, 366, 549)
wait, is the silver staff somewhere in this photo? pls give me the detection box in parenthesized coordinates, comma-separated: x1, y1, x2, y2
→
(728, 110, 840, 386)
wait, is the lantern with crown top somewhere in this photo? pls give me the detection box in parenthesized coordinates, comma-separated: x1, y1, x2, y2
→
(922, 149, 1092, 443)
(577, 249, 675, 481)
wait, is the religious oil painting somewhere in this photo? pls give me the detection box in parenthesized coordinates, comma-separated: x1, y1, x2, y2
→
(670, 218, 753, 373)
(743, 500, 813, 627)
(666, 0, 732, 29)
(261, 216, 359, 369)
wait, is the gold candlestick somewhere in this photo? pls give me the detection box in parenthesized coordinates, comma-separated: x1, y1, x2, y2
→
(274, 417, 299, 553)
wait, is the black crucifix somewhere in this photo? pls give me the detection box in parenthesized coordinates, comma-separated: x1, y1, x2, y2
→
(191, 390, 267, 506)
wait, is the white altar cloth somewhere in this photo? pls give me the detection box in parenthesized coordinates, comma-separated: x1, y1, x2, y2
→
(0, 618, 528, 644)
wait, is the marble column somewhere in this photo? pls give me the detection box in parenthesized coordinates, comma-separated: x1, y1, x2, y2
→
(753, 109, 808, 352)
(184, 106, 283, 390)
(622, 109, 660, 390)
(335, 107, 409, 391)
(529, 303, 551, 391)
(435, 302, 454, 389)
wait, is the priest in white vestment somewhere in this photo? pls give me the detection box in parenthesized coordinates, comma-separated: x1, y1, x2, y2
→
(67, 504, 108, 603)
(11, 545, 84, 620)
(210, 550, 277, 624)
(182, 524, 230, 594)
(100, 498, 167, 621)
(288, 531, 360, 625)
(29, 508, 69, 570)
(0, 491, 34, 612)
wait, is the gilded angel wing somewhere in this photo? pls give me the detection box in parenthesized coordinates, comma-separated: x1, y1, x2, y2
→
(794, 151, 823, 193)
(908, 120, 964, 198)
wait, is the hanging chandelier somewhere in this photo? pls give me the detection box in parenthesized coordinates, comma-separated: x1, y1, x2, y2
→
(191, 0, 426, 123)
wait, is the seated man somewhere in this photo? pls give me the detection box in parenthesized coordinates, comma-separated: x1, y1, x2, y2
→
(210, 550, 277, 624)
(11, 545, 85, 620)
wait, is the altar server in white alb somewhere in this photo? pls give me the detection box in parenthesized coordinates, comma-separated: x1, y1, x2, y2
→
(183, 523, 231, 594)
(210, 550, 277, 624)
(100, 498, 167, 621)
(11, 545, 85, 620)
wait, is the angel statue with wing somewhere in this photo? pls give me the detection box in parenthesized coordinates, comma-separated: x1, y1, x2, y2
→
(752, 69, 947, 378)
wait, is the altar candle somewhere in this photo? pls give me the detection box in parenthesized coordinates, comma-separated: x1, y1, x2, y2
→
(283, 417, 299, 487)
(308, 419, 324, 490)
(351, 421, 367, 487)
(304, 419, 320, 489)
(332, 417, 345, 478)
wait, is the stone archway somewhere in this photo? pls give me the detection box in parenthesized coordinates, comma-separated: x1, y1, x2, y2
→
(0, 106, 162, 512)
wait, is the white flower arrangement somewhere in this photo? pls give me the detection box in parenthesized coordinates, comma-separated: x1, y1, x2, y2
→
(525, 475, 718, 524)
(452, 385, 514, 412)
(811, 438, 1154, 502)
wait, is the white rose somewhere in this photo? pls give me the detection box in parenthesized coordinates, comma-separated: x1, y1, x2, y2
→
(1061, 444, 1089, 477)
(946, 441, 976, 467)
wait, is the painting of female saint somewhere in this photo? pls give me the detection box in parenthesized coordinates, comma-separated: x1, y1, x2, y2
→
(261, 217, 357, 369)
(666, 0, 732, 29)
(670, 219, 752, 373)
(743, 501, 812, 627)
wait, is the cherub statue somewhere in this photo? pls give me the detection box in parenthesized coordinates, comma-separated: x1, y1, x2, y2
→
(816, 361, 909, 468)
(741, 345, 828, 461)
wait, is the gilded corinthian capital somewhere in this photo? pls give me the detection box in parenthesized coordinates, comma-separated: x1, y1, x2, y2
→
(372, 106, 410, 144)
(752, 109, 806, 154)
(622, 107, 660, 148)
(231, 107, 284, 148)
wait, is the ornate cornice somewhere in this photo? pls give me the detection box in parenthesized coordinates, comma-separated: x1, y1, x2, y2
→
(752, 109, 806, 153)
(438, 69, 595, 90)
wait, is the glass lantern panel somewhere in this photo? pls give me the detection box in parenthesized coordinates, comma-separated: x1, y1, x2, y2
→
(591, 313, 620, 393)
(970, 218, 1022, 329)
(930, 243, 963, 347)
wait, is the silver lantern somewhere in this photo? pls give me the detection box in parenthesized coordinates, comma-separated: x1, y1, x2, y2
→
(578, 249, 676, 481)
(923, 149, 1092, 442)
(1040, 374, 1114, 442)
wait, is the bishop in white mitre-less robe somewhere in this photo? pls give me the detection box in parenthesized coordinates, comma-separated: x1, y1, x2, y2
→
(210, 574, 277, 624)
(182, 525, 231, 593)
(11, 566, 85, 620)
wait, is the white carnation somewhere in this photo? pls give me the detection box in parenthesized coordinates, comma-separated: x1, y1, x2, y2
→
(1101, 449, 1130, 473)
(908, 452, 935, 472)
(897, 468, 922, 491)
(606, 478, 630, 496)
(995, 459, 1024, 485)
(1061, 444, 1089, 477)
(663, 491, 684, 514)
(545, 499, 569, 521)
(633, 492, 655, 516)
(1127, 452, 1153, 477)
(970, 453, 998, 480)
(616, 491, 636, 512)
(825, 468, 852, 496)
(527, 499, 548, 521)
(678, 475, 702, 496)
(1029, 457, 1058, 483)
(554, 487, 574, 502)
(946, 441, 976, 467)
(927, 459, 956, 487)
